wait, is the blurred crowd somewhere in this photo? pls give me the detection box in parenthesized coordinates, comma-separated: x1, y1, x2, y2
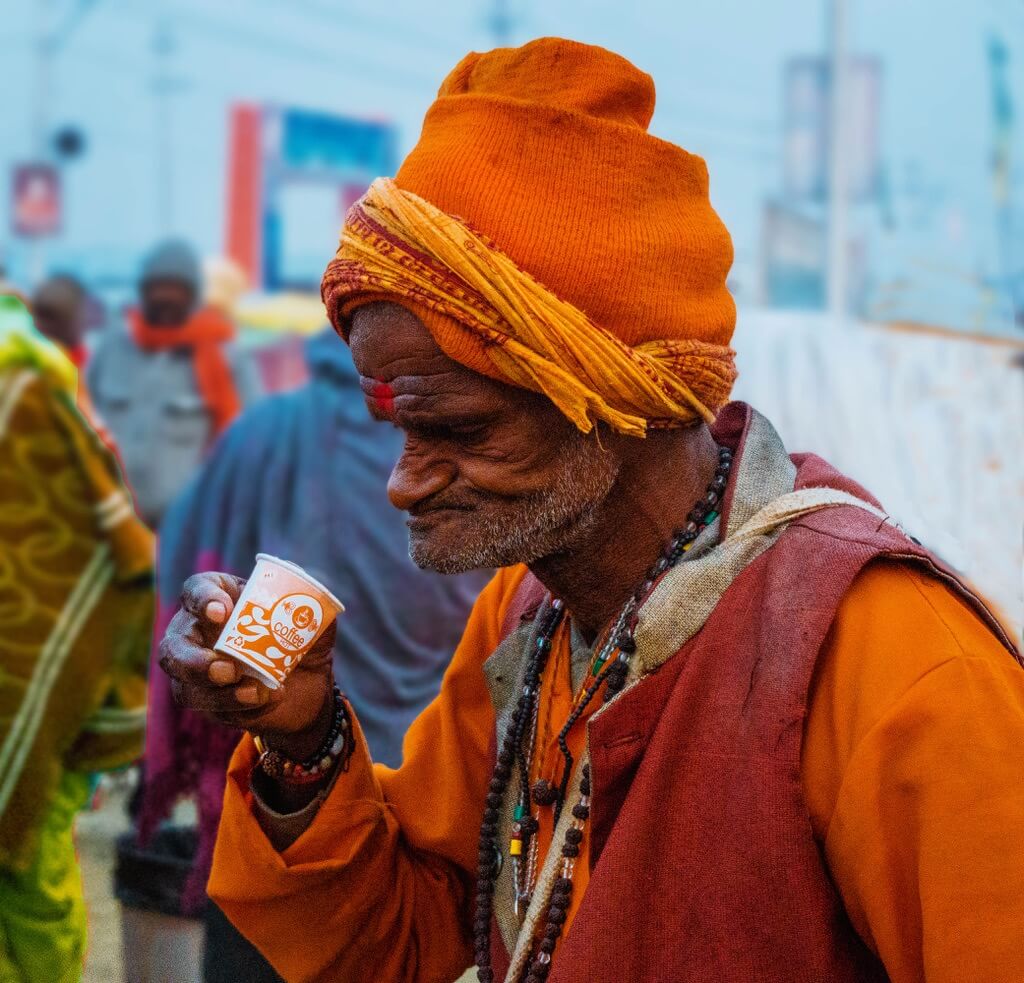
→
(3, 220, 1022, 983)
(0, 242, 488, 982)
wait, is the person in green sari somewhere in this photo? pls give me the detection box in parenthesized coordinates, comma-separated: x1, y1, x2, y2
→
(0, 294, 154, 982)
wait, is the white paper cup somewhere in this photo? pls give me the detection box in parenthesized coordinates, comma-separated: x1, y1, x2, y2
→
(214, 554, 344, 690)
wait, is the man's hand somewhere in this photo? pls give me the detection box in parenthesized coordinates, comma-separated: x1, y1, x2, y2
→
(158, 572, 337, 761)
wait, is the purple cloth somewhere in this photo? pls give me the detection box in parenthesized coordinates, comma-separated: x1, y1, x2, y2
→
(138, 330, 489, 912)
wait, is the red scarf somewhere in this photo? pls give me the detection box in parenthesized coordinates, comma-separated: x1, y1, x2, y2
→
(130, 307, 241, 435)
(66, 344, 88, 371)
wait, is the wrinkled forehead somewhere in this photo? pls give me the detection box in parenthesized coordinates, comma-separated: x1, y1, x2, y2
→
(349, 302, 452, 376)
(348, 301, 498, 419)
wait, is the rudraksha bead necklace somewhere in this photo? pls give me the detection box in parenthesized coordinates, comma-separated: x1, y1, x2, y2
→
(474, 446, 733, 983)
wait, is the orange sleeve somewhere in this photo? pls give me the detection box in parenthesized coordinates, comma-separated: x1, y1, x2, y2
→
(802, 561, 1024, 982)
(208, 564, 529, 983)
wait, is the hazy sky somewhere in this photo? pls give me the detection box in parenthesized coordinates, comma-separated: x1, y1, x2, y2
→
(1, 0, 1021, 325)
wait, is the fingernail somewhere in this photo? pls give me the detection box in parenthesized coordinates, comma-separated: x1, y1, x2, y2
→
(208, 660, 237, 685)
(206, 601, 227, 624)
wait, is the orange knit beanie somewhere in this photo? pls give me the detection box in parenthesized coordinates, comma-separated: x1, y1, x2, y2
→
(328, 37, 736, 409)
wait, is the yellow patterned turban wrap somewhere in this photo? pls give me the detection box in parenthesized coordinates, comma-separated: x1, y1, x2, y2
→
(323, 179, 736, 437)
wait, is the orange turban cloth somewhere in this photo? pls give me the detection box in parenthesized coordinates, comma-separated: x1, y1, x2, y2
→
(322, 37, 737, 436)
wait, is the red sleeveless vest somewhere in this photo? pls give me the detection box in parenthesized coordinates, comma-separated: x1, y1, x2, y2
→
(488, 405, 1017, 983)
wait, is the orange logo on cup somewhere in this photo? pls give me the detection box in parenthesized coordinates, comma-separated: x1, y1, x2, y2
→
(292, 605, 316, 630)
(219, 592, 325, 685)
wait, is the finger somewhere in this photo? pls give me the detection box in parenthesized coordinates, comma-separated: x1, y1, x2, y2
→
(180, 572, 244, 622)
(235, 678, 268, 705)
(158, 611, 219, 684)
(158, 619, 246, 690)
(208, 659, 242, 686)
(206, 600, 228, 625)
(170, 677, 271, 714)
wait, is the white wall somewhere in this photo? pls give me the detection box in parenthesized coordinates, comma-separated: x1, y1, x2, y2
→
(732, 310, 1024, 635)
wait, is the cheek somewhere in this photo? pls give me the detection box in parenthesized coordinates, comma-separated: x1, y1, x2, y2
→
(457, 425, 571, 498)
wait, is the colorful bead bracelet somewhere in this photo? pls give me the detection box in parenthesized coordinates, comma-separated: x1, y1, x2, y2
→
(254, 686, 351, 785)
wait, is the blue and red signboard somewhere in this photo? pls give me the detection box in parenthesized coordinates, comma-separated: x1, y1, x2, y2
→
(11, 163, 62, 238)
(225, 105, 396, 291)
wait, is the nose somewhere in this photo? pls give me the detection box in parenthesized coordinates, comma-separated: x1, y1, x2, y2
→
(387, 443, 454, 513)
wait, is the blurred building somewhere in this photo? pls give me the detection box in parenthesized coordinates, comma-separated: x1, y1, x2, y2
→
(223, 104, 396, 290)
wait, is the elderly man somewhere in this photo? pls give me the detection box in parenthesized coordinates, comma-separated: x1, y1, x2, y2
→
(88, 239, 260, 527)
(159, 39, 1024, 983)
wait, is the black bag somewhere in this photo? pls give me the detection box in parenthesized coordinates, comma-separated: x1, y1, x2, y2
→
(114, 826, 199, 918)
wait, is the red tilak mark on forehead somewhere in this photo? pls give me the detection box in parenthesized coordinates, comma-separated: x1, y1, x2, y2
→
(361, 378, 396, 418)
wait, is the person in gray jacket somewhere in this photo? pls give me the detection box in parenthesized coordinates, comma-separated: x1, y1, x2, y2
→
(88, 240, 260, 527)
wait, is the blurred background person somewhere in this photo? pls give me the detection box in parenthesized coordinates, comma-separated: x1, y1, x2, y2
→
(30, 274, 86, 366)
(29, 273, 117, 448)
(87, 239, 261, 528)
(0, 294, 153, 983)
(202, 256, 248, 321)
(137, 327, 490, 982)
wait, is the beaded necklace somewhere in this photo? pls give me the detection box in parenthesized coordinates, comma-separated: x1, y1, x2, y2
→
(474, 446, 734, 983)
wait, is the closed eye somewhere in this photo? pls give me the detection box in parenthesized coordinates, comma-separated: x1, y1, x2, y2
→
(412, 422, 491, 443)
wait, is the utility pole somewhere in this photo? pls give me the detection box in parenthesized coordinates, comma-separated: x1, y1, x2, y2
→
(30, 0, 56, 285)
(488, 0, 512, 47)
(152, 17, 177, 236)
(826, 0, 850, 324)
(32, 1, 54, 158)
(987, 33, 1022, 328)
(26, 0, 100, 286)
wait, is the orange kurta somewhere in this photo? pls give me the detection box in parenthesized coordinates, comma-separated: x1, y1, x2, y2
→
(210, 561, 1024, 983)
